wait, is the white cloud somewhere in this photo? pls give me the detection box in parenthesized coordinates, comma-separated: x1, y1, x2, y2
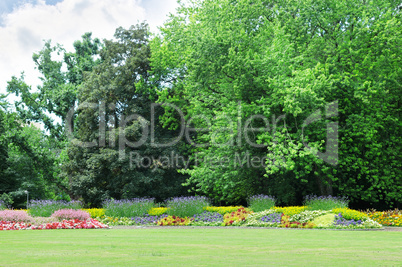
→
(0, 0, 179, 99)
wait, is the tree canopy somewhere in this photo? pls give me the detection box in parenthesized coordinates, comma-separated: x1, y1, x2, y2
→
(150, 0, 402, 208)
(2, 0, 401, 209)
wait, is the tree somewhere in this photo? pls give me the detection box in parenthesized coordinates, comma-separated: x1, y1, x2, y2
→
(64, 23, 189, 206)
(7, 33, 101, 139)
(0, 94, 68, 208)
(151, 0, 402, 208)
(4, 33, 102, 205)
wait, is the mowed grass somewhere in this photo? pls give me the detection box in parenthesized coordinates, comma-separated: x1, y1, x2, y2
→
(0, 228, 401, 266)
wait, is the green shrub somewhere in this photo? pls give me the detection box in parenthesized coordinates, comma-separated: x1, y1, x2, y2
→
(28, 200, 82, 217)
(304, 195, 348, 211)
(332, 208, 368, 220)
(166, 196, 210, 217)
(103, 198, 155, 218)
(247, 195, 276, 212)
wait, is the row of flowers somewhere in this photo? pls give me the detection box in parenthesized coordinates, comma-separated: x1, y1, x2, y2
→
(9, 196, 399, 227)
(82, 206, 247, 218)
(0, 209, 109, 231)
(0, 219, 109, 231)
(83, 206, 400, 227)
(3, 205, 399, 229)
(93, 207, 383, 229)
(367, 210, 402, 227)
(15, 206, 399, 228)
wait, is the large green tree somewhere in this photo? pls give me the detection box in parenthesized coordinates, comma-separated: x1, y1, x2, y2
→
(151, 0, 402, 208)
(0, 95, 68, 208)
(7, 33, 101, 139)
(5, 33, 102, 204)
(64, 23, 189, 206)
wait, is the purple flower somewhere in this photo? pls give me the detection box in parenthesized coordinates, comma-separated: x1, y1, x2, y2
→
(334, 214, 362, 226)
(261, 213, 282, 223)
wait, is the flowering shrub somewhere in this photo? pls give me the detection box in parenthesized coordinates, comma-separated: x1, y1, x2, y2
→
(247, 195, 276, 212)
(289, 210, 329, 224)
(166, 196, 210, 217)
(366, 210, 402, 226)
(204, 206, 245, 215)
(332, 213, 381, 229)
(334, 213, 362, 227)
(261, 213, 282, 224)
(97, 215, 169, 226)
(0, 210, 34, 223)
(304, 195, 349, 210)
(0, 219, 108, 230)
(245, 209, 279, 227)
(273, 206, 307, 216)
(158, 215, 192, 226)
(82, 208, 105, 218)
(223, 208, 252, 226)
(52, 209, 91, 221)
(132, 214, 168, 225)
(312, 214, 336, 228)
(332, 208, 368, 221)
(103, 198, 155, 218)
(28, 200, 82, 217)
(191, 211, 223, 226)
(148, 207, 169, 216)
(360, 219, 383, 229)
(97, 216, 131, 226)
(280, 215, 315, 228)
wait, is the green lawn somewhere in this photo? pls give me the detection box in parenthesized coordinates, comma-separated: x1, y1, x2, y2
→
(0, 228, 401, 266)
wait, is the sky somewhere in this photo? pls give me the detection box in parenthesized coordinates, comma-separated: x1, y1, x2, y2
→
(0, 0, 179, 101)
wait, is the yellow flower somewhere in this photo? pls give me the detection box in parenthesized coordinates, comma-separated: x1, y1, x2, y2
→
(148, 207, 169, 216)
(273, 206, 307, 216)
(204, 206, 246, 215)
(82, 208, 105, 218)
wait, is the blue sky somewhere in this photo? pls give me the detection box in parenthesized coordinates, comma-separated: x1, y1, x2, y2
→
(0, 0, 179, 99)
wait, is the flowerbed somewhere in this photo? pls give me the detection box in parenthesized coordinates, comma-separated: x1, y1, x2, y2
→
(92, 206, 383, 229)
(365, 210, 402, 227)
(82, 208, 105, 218)
(0, 219, 108, 230)
(204, 206, 245, 215)
(3, 195, 396, 230)
(81, 207, 402, 228)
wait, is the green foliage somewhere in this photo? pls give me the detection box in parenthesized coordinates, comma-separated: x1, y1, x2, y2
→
(272, 206, 307, 216)
(247, 195, 276, 212)
(151, 0, 402, 208)
(28, 200, 82, 217)
(312, 214, 336, 228)
(289, 210, 329, 224)
(0, 193, 14, 209)
(3, 0, 401, 209)
(203, 206, 245, 215)
(7, 33, 101, 139)
(0, 101, 68, 208)
(332, 208, 368, 221)
(103, 198, 156, 218)
(64, 23, 189, 206)
(304, 195, 349, 211)
(3, 33, 101, 207)
(166, 196, 210, 217)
